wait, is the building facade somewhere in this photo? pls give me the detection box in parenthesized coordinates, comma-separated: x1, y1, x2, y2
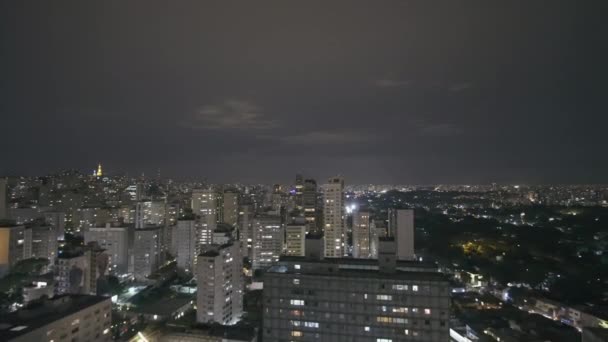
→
(196, 243, 243, 325)
(0, 225, 25, 277)
(84, 225, 129, 273)
(323, 176, 345, 258)
(352, 210, 371, 258)
(173, 219, 198, 274)
(388, 209, 415, 260)
(252, 215, 282, 270)
(285, 224, 306, 257)
(133, 227, 161, 281)
(263, 257, 450, 342)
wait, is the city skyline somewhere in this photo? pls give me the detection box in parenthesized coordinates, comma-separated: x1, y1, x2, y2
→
(2, 1, 606, 184)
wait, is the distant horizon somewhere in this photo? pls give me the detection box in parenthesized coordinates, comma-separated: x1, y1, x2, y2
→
(1, 167, 607, 187)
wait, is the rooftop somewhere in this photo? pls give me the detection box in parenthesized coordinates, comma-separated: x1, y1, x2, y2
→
(0, 295, 110, 340)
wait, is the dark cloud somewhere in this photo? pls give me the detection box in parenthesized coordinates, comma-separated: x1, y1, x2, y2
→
(0, 0, 606, 184)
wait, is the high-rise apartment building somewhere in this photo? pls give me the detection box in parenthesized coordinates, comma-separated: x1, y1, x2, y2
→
(352, 209, 371, 258)
(285, 224, 306, 256)
(196, 242, 243, 325)
(222, 190, 239, 227)
(192, 189, 219, 247)
(303, 179, 317, 233)
(388, 209, 415, 260)
(24, 225, 57, 269)
(323, 176, 345, 257)
(0, 295, 112, 342)
(173, 219, 198, 274)
(56, 247, 107, 295)
(133, 226, 161, 281)
(263, 254, 450, 341)
(0, 225, 25, 277)
(252, 215, 282, 270)
(84, 224, 129, 273)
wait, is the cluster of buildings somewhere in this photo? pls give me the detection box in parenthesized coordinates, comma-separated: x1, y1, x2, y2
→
(19, 169, 608, 341)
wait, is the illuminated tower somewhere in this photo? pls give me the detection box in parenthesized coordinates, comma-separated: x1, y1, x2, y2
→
(96, 163, 103, 177)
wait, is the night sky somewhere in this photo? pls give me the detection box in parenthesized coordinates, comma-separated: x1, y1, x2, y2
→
(1, 1, 606, 184)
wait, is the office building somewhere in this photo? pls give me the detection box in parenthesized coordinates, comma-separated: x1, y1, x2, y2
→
(0, 294, 112, 342)
(173, 219, 198, 274)
(196, 242, 243, 325)
(302, 179, 317, 233)
(285, 224, 306, 256)
(24, 225, 57, 268)
(323, 176, 345, 257)
(84, 224, 129, 273)
(222, 190, 239, 226)
(263, 250, 450, 342)
(0, 225, 25, 277)
(252, 215, 282, 270)
(133, 226, 161, 281)
(352, 209, 371, 258)
(388, 209, 415, 260)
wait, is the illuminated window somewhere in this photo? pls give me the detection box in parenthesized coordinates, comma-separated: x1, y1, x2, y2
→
(392, 284, 408, 291)
(364, 326, 370, 332)
(377, 316, 392, 323)
(412, 285, 419, 292)
(290, 299, 305, 306)
(291, 321, 301, 327)
(304, 321, 319, 328)
(392, 307, 408, 314)
(424, 308, 431, 315)
(291, 310, 301, 316)
(377, 339, 392, 342)
(376, 295, 392, 301)
(293, 279, 300, 285)
(295, 264, 301, 270)
(393, 318, 408, 324)
(412, 308, 419, 313)
(404, 329, 409, 335)
(291, 331, 302, 337)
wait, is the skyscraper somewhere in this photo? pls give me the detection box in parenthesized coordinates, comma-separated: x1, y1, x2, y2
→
(252, 215, 282, 270)
(323, 176, 345, 258)
(388, 208, 415, 260)
(352, 209, 371, 258)
(196, 242, 243, 325)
